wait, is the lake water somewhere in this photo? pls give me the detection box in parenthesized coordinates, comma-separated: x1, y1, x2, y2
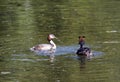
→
(0, 0, 120, 82)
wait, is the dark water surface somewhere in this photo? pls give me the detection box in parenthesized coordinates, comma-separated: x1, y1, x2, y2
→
(0, 0, 120, 82)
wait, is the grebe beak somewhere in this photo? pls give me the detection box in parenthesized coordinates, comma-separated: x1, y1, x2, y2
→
(56, 37, 62, 42)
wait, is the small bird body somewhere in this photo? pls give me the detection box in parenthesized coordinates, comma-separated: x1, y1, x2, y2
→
(76, 36, 93, 60)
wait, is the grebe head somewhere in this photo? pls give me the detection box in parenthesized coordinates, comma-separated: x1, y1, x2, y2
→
(49, 34, 56, 39)
(47, 34, 56, 41)
(79, 36, 85, 40)
(79, 36, 85, 48)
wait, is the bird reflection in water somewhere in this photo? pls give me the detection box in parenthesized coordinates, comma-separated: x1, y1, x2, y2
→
(78, 55, 86, 68)
(49, 49, 55, 62)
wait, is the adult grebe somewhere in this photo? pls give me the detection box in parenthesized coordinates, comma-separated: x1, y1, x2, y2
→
(30, 34, 56, 51)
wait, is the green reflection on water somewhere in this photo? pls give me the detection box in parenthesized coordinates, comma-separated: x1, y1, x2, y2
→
(0, 0, 120, 82)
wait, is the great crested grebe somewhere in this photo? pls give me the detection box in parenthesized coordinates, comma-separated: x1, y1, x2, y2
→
(76, 36, 93, 60)
(30, 34, 56, 51)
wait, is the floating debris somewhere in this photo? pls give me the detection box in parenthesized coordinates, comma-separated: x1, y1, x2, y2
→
(103, 41, 120, 43)
(1, 72, 11, 75)
(106, 30, 117, 33)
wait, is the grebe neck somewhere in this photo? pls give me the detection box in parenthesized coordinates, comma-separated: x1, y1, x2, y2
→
(49, 40, 56, 49)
